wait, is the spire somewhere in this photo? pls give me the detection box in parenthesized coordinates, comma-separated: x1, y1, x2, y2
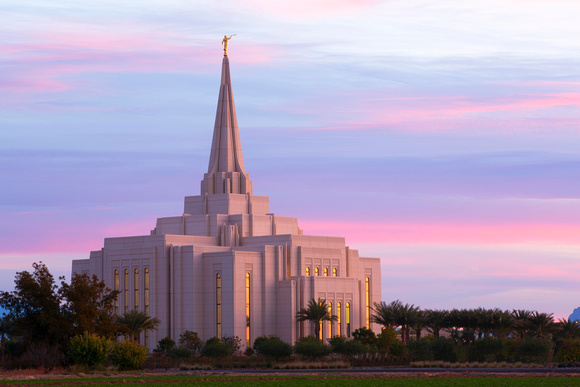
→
(201, 56, 252, 195)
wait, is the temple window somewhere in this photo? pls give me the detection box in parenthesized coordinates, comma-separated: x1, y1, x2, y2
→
(134, 268, 139, 311)
(346, 302, 351, 337)
(327, 302, 333, 338)
(337, 302, 341, 336)
(315, 267, 319, 276)
(114, 269, 119, 315)
(246, 272, 251, 348)
(144, 268, 149, 315)
(124, 269, 129, 313)
(365, 277, 370, 329)
(216, 273, 222, 338)
(324, 268, 328, 276)
(333, 268, 337, 277)
(306, 267, 310, 276)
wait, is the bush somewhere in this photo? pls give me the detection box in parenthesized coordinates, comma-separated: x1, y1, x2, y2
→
(376, 327, 398, 353)
(111, 340, 149, 370)
(431, 337, 458, 362)
(178, 331, 203, 353)
(221, 335, 242, 355)
(202, 337, 234, 358)
(389, 340, 407, 357)
(68, 332, 112, 368)
(294, 336, 331, 360)
(556, 339, 580, 364)
(407, 338, 432, 361)
(168, 346, 194, 362)
(352, 328, 377, 347)
(253, 336, 293, 359)
(329, 336, 367, 357)
(153, 337, 176, 355)
(468, 338, 505, 362)
(516, 337, 552, 363)
(20, 343, 65, 369)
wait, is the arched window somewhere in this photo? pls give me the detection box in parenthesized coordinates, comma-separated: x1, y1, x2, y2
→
(114, 269, 119, 315)
(134, 268, 139, 311)
(365, 277, 370, 329)
(315, 267, 319, 276)
(124, 269, 129, 313)
(324, 268, 328, 276)
(327, 302, 332, 339)
(306, 267, 310, 276)
(337, 302, 341, 336)
(333, 268, 337, 277)
(216, 273, 222, 338)
(144, 268, 150, 315)
(246, 272, 251, 348)
(346, 302, 351, 338)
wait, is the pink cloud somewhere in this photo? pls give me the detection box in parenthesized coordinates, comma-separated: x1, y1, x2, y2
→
(239, 0, 378, 19)
(300, 220, 580, 245)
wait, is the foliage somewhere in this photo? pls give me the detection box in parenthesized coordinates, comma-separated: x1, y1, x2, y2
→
(555, 338, 580, 364)
(372, 300, 421, 342)
(167, 346, 194, 361)
(253, 336, 293, 359)
(468, 337, 505, 362)
(60, 273, 120, 339)
(376, 327, 398, 353)
(430, 337, 458, 362)
(111, 340, 149, 370)
(352, 327, 376, 347)
(153, 337, 176, 355)
(515, 337, 553, 363)
(296, 298, 337, 339)
(116, 310, 160, 342)
(407, 338, 432, 361)
(178, 330, 203, 353)
(389, 340, 407, 357)
(0, 262, 118, 365)
(221, 335, 242, 355)
(68, 332, 112, 368)
(329, 336, 367, 357)
(201, 337, 234, 358)
(294, 335, 331, 359)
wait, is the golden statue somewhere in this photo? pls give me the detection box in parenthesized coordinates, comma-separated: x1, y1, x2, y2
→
(222, 35, 235, 56)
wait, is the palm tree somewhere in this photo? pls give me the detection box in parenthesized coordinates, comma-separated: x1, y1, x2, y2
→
(296, 298, 337, 340)
(424, 309, 450, 338)
(371, 300, 399, 328)
(556, 318, 580, 340)
(512, 309, 533, 339)
(528, 312, 556, 339)
(489, 308, 515, 339)
(116, 310, 160, 342)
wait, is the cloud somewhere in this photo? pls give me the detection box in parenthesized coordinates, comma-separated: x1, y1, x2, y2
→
(238, 0, 378, 20)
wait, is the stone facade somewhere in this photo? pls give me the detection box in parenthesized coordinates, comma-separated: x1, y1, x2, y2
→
(72, 55, 382, 350)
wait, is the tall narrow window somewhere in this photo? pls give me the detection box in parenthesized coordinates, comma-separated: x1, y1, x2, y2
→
(315, 267, 319, 276)
(333, 268, 337, 277)
(134, 268, 139, 311)
(144, 268, 150, 315)
(365, 277, 370, 329)
(346, 302, 351, 337)
(124, 269, 129, 313)
(245, 272, 251, 348)
(114, 269, 119, 315)
(324, 268, 328, 276)
(327, 302, 332, 338)
(337, 302, 341, 336)
(216, 273, 222, 338)
(306, 267, 310, 276)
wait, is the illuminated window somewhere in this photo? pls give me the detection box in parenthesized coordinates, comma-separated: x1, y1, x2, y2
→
(328, 302, 332, 338)
(333, 268, 337, 277)
(337, 302, 341, 336)
(324, 268, 328, 277)
(306, 267, 310, 276)
(124, 269, 129, 313)
(318, 299, 323, 339)
(315, 267, 319, 276)
(134, 268, 139, 311)
(346, 302, 351, 337)
(144, 268, 149, 315)
(365, 277, 370, 329)
(246, 272, 251, 348)
(216, 273, 222, 338)
(114, 269, 119, 315)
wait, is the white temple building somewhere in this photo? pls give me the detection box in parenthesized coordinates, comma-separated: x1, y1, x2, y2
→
(72, 52, 382, 350)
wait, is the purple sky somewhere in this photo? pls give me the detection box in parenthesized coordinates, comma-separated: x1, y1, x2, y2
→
(1, 0, 580, 319)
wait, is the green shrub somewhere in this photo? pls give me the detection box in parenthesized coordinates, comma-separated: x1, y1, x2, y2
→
(294, 336, 331, 359)
(68, 332, 112, 368)
(376, 327, 398, 353)
(468, 338, 505, 362)
(253, 336, 293, 359)
(516, 337, 552, 363)
(111, 340, 149, 370)
(329, 336, 367, 357)
(407, 338, 432, 361)
(153, 337, 176, 355)
(389, 340, 407, 357)
(202, 337, 234, 358)
(431, 337, 458, 362)
(168, 346, 194, 361)
(556, 338, 580, 364)
(352, 327, 377, 347)
(178, 331, 203, 353)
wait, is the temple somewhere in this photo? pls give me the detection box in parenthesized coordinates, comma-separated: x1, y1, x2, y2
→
(72, 54, 382, 350)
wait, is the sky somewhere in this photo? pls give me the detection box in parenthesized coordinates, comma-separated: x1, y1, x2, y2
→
(1, 0, 580, 319)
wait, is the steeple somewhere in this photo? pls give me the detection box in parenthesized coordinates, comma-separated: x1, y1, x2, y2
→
(201, 56, 252, 195)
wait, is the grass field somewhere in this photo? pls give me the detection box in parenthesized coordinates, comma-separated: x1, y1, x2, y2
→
(1, 374, 580, 386)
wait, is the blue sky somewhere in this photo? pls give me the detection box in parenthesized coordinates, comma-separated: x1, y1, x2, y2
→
(1, 0, 580, 318)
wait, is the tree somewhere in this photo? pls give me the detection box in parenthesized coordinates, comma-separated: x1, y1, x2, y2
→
(0, 262, 66, 348)
(528, 312, 557, 339)
(513, 309, 533, 339)
(296, 298, 337, 340)
(253, 336, 293, 359)
(60, 273, 120, 339)
(424, 309, 450, 338)
(116, 310, 160, 342)
(556, 319, 580, 340)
